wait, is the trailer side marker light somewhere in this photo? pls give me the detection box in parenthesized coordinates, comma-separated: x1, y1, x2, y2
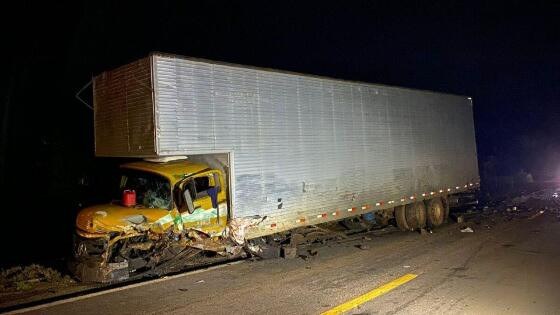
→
(317, 213, 328, 218)
(270, 223, 277, 228)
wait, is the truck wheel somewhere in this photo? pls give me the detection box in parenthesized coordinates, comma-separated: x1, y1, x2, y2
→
(405, 202, 427, 230)
(426, 198, 445, 227)
(374, 211, 390, 226)
(394, 205, 410, 231)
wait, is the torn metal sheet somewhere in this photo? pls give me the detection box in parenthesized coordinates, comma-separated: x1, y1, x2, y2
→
(227, 216, 266, 245)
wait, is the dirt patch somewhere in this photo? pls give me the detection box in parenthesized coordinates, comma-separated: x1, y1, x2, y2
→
(1, 264, 75, 292)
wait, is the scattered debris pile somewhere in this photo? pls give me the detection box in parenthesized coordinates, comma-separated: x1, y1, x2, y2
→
(0, 264, 75, 292)
(504, 188, 560, 217)
(468, 187, 560, 223)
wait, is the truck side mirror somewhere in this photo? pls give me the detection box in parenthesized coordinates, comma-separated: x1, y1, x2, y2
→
(183, 189, 195, 214)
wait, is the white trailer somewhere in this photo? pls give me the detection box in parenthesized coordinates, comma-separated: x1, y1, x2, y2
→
(93, 52, 479, 238)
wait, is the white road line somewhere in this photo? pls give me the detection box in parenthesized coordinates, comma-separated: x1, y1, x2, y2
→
(3, 260, 244, 315)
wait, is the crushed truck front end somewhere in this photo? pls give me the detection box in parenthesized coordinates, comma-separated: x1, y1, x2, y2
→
(71, 159, 232, 283)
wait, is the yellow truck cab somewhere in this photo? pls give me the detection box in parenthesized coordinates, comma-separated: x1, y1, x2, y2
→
(72, 158, 228, 282)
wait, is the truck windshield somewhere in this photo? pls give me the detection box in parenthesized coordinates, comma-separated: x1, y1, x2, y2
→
(116, 169, 171, 209)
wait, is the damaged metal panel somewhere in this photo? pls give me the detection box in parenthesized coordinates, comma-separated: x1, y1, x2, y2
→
(94, 57, 156, 157)
(151, 54, 479, 219)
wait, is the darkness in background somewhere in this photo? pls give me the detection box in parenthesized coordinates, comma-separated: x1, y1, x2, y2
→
(1, 1, 559, 267)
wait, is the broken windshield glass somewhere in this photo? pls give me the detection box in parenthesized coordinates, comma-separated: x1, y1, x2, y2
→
(116, 169, 171, 209)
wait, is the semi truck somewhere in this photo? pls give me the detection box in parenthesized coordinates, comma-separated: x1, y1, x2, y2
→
(72, 53, 479, 282)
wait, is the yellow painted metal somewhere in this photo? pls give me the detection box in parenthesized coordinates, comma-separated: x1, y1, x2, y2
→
(75, 160, 228, 239)
(321, 274, 418, 315)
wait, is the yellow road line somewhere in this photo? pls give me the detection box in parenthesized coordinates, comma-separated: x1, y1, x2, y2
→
(321, 273, 418, 315)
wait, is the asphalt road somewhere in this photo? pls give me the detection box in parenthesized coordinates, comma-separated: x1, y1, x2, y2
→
(18, 211, 560, 314)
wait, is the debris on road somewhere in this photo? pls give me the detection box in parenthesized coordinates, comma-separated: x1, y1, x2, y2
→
(307, 249, 319, 257)
(281, 247, 298, 259)
(419, 228, 433, 235)
(0, 264, 75, 292)
(460, 227, 474, 233)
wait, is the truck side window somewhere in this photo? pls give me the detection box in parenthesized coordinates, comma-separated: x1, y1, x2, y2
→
(194, 176, 210, 199)
(191, 172, 221, 200)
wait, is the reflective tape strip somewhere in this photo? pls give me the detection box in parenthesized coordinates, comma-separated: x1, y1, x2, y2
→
(180, 208, 218, 222)
(155, 213, 174, 226)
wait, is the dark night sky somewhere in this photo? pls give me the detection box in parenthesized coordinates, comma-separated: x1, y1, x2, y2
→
(1, 1, 559, 266)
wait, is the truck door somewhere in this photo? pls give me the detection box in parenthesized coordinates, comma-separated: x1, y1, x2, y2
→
(180, 171, 227, 235)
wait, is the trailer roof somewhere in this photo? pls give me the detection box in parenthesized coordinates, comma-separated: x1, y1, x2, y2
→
(95, 52, 472, 100)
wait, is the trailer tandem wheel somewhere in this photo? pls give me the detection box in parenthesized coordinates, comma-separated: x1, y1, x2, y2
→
(426, 197, 445, 227)
(405, 202, 427, 230)
(394, 205, 410, 231)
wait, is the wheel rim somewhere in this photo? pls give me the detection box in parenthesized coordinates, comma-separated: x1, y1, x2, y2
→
(405, 202, 426, 230)
(427, 198, 445, 226)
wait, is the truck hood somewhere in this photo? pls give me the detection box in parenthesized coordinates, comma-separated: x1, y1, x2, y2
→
(76, 203, 173, 235)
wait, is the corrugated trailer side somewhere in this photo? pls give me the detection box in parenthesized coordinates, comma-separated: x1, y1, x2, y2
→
(94, 53, 479, 237)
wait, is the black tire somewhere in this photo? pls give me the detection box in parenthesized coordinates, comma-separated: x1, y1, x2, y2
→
(374, 212, 390, 226)
(394, 205, 410, 231)
(405, 202, 427, 230)
(426, 198, 445, 227)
